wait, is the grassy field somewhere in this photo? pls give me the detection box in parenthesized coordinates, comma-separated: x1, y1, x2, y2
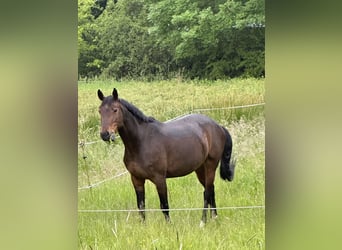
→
(78, 78, 265, 249)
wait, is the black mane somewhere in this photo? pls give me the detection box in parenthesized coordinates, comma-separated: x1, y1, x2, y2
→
(120, 98, 155, 123)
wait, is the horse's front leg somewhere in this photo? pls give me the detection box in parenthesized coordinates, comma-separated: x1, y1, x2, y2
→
(154, 178, 170, 222)
(131, 175, 146, 221)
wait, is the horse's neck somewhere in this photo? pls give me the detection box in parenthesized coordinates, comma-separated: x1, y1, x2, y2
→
(118, 112, 145, 152)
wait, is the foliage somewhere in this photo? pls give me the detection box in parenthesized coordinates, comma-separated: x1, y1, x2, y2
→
(96, 0, 172, 80)
(78, 0, 104, 77)
(78, 0, 265, 80)
(149, 0, 265, 79)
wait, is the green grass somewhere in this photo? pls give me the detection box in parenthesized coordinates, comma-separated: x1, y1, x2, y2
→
(78, 78, 265, 249)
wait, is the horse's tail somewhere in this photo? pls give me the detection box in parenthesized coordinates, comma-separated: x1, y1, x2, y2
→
(220, 126, 236, 181)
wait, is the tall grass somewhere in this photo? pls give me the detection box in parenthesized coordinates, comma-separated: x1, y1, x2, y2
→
(78, 78, 264, 140)
(78, 78, 265, 249)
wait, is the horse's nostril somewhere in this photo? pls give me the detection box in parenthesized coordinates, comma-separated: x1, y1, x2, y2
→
(100, 132, 110, 141)
(110, 134, 116, 141)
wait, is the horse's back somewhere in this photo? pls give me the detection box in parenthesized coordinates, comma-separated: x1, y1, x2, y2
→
(164, 114, 224, 140)
(165, 113, 213, 124)
(159, 114, 226, 176)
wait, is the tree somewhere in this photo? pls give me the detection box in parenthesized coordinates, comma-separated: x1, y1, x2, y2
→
(78, 0, 104, 78)
(78, 0, 265, 80)
(148, 0, 265, 79)
(96, 0, 173, 79)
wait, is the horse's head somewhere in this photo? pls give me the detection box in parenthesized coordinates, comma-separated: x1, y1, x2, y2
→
(97, 88, 123, 142)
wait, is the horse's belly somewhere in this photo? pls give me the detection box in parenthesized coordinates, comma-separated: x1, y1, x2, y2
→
(164, 138, 207, 177)
(166, 156, 204, 178)
(166, 168, 195, 178)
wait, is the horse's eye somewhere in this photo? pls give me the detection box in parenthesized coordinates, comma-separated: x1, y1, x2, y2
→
(113, 108, 118, 113)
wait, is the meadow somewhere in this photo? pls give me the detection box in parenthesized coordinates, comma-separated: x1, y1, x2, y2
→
(78, 78, 265, 249)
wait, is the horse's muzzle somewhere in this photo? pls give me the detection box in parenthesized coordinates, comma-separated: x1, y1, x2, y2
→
(100, 131, 115, 142)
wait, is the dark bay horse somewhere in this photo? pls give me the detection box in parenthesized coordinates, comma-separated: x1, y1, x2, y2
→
(97, 88, 236, 225)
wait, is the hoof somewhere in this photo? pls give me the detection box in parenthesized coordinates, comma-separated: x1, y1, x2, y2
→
(211, 213, 217, 219)
(199, 220, 206, 228)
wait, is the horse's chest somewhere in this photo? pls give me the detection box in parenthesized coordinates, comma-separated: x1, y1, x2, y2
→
(123, 157, 153, 179)
(123, 145, 167, 179)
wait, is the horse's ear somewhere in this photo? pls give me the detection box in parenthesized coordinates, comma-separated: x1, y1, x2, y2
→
(112, 88, 118, 100)
(97, 89, 104, 101)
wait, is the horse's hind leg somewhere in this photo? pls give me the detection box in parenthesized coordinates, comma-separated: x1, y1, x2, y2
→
(195, 166, 209, 225)
(131, 175, 146, 221)
(203, 184, 217, 220)
(209, 187, 217, 219)
(196, 162, 218, 226)
(206, 160, 220, 219)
